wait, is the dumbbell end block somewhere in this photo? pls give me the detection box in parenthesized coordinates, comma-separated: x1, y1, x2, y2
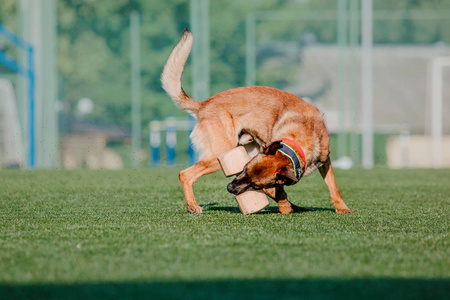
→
(235, 189, 269, 215)
(217, 146, 249, 177)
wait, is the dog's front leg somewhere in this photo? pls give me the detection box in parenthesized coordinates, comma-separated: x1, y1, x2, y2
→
(263, 187, 308, 214)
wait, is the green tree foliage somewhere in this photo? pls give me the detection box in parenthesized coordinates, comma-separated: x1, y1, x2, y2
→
(0, 0, 18, 73)
(0, 0, 17, 31)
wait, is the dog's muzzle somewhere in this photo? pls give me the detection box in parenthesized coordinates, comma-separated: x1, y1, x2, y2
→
(227, 182, 237, 194)
(227, 179, 251, 195)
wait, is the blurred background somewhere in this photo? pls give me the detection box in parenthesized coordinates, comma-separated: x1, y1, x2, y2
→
(0, 0, 449, 170)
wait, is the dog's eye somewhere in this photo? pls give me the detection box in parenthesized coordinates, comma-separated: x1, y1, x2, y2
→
(275, 179, 284, 185)
(276, 175, 291, 185)
(252, 183, 262, 190)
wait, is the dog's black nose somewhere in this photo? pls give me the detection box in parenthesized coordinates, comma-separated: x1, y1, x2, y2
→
(227, 182, 236, 194)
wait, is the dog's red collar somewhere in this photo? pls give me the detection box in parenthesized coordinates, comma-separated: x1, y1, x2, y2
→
(281, 138, 306, 171)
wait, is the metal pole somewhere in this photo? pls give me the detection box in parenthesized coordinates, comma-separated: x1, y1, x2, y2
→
(430, 57, 450, 169)
(246, 13, 256, 86)
(337, 0, 348, 159)
(190, 0, 210, 101)
(41, 0, 58, 168)
(361, 0, 374, 169)
(190, 0, 199, 99)
(131, 11, 142, 168)
(20, 0, 39, 169)
(189, 0, 209, 165)
(200, 0, 210, 100)
(430, 59, 442, 168)
(17, 4, 27, 153)
(349, 0, 360, 165)
(27, 46, 35, 169)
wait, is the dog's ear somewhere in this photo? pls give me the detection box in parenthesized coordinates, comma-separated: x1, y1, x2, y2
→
(263, 141, 281, 155)
(277, 166, 299, 184)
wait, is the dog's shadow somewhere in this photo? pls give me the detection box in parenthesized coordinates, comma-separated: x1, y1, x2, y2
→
(203, 203, 334, 214)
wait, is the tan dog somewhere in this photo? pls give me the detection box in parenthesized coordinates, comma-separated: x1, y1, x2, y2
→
(161, 29, 353, 215)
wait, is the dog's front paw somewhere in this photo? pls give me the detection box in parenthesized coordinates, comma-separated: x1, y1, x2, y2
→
(278, 200, 294, 214)
(187, 205, 203, 214)
(336, 208, 353, 214)
(279, 206, 294, 214)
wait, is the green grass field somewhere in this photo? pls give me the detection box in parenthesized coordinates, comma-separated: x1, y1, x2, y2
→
(0, 168, 449, 299)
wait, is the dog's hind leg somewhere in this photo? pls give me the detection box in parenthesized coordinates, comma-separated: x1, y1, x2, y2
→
(179, 158, 221, 213)
(318, 157, 353, 214)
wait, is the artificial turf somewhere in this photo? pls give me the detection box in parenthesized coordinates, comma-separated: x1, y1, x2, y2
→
(0, 168, 449, 299)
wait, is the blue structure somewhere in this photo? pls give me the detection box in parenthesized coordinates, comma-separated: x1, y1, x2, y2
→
(149, 119, 161, 167)
(0, 23, 35, 169)
(188, 115, 197, 166)
(165, 115, 177, 167)
(148, 116, 197, 168)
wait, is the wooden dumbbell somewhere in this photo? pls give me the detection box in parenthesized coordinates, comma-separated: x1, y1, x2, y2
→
(217, 146, 269, 215)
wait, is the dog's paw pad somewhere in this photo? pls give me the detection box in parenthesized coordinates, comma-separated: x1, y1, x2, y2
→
(336, 208, 353, 214)
(187, 206, 203, 214)
(279, 206, 294, 214)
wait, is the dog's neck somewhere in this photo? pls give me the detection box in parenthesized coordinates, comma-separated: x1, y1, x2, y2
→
(278, 138, 306, 180)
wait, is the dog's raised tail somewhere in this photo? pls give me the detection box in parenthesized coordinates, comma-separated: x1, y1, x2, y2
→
(161, 28, 200, 115)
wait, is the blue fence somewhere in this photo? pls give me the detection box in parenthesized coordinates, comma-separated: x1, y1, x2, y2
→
(149, 116, 197, 167)
(0, 23, 35, 169)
